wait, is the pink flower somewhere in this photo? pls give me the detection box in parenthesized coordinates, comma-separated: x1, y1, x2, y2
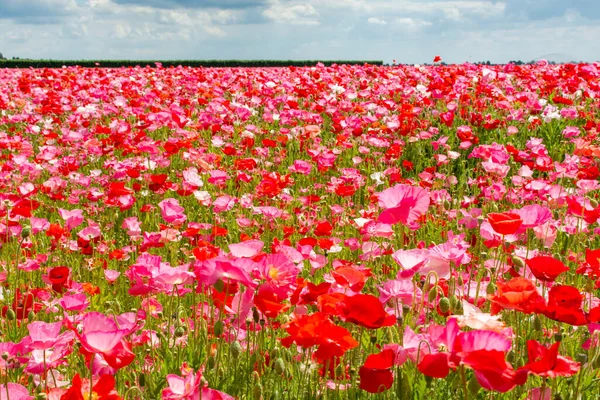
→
(58, 208, 83, 231)
(0, 383, 33, 400)
(122, 217, 142, 238)
(59, 293, 90, 312)
(513, 204, 552, 230)
(229, 240, 264, 258)
(159, 198, 187, 226)
(78, 312, 128, 354)
(27, 321, 63, 350)
(377, 184, 430, 225)
(289, 160, 313, 175)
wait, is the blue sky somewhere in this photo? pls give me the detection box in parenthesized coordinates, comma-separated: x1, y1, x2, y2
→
(0, 0, 598, 63)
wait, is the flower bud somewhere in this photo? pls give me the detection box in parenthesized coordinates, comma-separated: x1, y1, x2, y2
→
(213, 320, 224, 337)
(439, 297, 451, 314)
(5, 309, 16, 321)
(20, 227, 31, 239)
(174, 326, 186, 338)
(428, 286, 438, 303)
(274, 358, 285, 374)
(511, 256, 525, 271)
(230, 341, 242, 359)
(486, 282, 497, 295)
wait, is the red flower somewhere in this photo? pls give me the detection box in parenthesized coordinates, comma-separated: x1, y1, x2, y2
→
(487, 212, 523, 235)
(60, 374, 122, 400)
(337, 294, 396, 329)
(543, 285, 587, 326)
(254, 287, 290, 319)
(331, 266, 372, 293)
(418, 353, 451, 378)
(488, 277, 546, 315)
(359, 349, 395, 393)
(314, 221, 333, 237)
(519, 341, 580, 378)
(525, 256, 569, 282)
(48, 266, 70, 285)
(281, 312, 358, 363)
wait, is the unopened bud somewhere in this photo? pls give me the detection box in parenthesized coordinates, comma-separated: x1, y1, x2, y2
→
(174, 326, 186, 338)
(230, 341, 242, 359)
(486, 282, 497, 295)
(439, 297, 451, 313)
(20, 227, 30, 239)
(428, 286, 438, 303)
(213, 320, 224, 337)
(274, 358, 285, 374)
(511, 256, 525, 270)
(5, 309, 16, 321)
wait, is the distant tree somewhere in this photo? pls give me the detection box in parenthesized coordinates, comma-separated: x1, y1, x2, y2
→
(0, 52, 4, 60)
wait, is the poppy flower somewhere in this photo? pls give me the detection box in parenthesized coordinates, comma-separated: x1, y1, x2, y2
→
(488, 277, 546, 315)
(49, 266, 70, 285)
(487, 212, 523, 235)
(525, 256, 569, 282)
(254, 288, 290, 319)
(519, 341, 580, 378)
(359, 349, 395, 393)
(60, 374, 122, 400)
(337, 294, 396, 329)
(377, 184, 430, 225)
(542, 285, 587, 326)
(461, 349, 527, 393)
(281, 312, 358, 363)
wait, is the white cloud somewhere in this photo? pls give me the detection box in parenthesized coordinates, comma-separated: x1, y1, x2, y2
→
(367, 17, 387, 25)
(263, 1, 320, 25)
(395, 17, 433, 31)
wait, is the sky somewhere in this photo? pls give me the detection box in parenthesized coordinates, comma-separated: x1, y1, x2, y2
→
(0, 0, 599, 64)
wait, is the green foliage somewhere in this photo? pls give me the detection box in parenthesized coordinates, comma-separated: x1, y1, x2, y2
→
(0, 59, 384, 68)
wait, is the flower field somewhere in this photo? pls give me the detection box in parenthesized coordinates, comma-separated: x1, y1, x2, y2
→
(1, 61, 600, 399)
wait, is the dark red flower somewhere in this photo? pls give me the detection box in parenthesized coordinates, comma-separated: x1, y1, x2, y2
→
(359, 349, 395, 393)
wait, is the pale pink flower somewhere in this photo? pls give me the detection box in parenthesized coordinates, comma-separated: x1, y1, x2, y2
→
(229, 240, 264, 258)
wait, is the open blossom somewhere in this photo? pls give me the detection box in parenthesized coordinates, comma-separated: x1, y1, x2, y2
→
(377, 184, 430, 225)
(158, 198, 187, 226)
